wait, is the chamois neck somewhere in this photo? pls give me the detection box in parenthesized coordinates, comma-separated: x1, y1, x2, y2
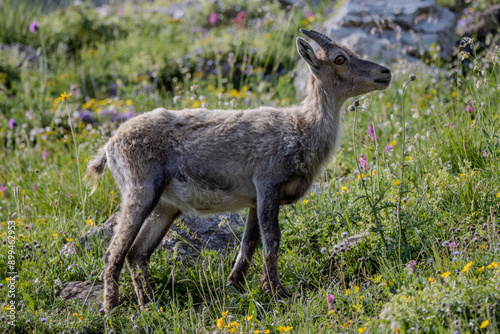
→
(298, 73, 346, 174)
(302, 73, 345, 129)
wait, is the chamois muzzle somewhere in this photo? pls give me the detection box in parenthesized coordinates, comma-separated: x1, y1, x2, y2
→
(374, 67, 392, 86)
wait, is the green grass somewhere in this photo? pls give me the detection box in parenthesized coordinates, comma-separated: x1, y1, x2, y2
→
(1, 1, 500, 333)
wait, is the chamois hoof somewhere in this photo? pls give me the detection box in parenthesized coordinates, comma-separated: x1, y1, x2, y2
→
(261, 279, 291, 300)
(227, 277, 247, 293)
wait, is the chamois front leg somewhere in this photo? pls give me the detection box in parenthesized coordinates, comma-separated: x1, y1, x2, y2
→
(227, 207, 260, 291)
(255, 182, 291, 298)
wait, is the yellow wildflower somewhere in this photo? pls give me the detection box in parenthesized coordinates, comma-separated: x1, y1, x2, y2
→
(57, 91, 72, 102)
(217, 318, 225, 329)
(66, 238, 73, 242)
(302, 199, 309, 205)
(221, 310, 229, 316)
(394, 180, 401, 186)
(480, 319, 489, 328)
(497, 192, 500, 198)
(276, 326, 293, 333)
(345, 289, 351, 296)
(374, 275, 382, 282)
(358, 327, 366, 333)
(461, 261, 472, 273)
(354, 286, 359, 294)
(441, 271, 451, 278)
(385, 102, 392, 107)
(227, 321, 239, 328)
(428, 277, 434, 282)
(86, 219, 94, 226)
(477, 266, 485, 273)
(451, 91, 457, 98)
(264, 330, 271, 334)
(53, 233, 58, 239)
(125, 99, 133, 106)
(389, 140, 397, 146)
(341, 186, 347, 192)
(245, 315, 253, 321)
(253, 331, 262, 334)
(72, 313, 77, 317)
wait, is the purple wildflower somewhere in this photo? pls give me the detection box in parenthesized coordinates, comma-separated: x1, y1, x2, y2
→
(482, 149, 489, 158)
(385, 145, 393, 153)
(66, 192, 73, 198)
(209, 12, 218, 25)
(32, 184, 38, 192)
(30, 21, 39, 33)
(305, 10, 312, 18)
(466, 104, 474, 113)
(99, 308, 105, 314)
(79, 110, 94, 124)
(327, 294, 335, 311)
(359, 154, 368, 172)
(42, 149, 49, 161)
(367, 125, 376, 142)
(448, 242, 456, 250)
(9, 118, 15, 129)
(40, 318, 47, 322)
(409, 260, 417, 274)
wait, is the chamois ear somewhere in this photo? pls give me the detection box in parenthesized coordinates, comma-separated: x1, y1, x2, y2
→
(296, 37, 319, 75)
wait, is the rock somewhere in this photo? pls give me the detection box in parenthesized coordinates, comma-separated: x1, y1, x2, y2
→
(0, 44, 40, 68)
(323, 0, 457, 61)
(59, 281, 103, 306)
(294, 0, 457, 95)
(79, 212, 245, 259)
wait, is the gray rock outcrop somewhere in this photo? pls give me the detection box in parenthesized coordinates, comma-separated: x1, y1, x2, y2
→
(79, 212, 245, 259)
(294, 0, 458, 94)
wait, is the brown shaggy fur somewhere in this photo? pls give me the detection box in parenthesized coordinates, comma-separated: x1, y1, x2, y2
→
(84, 29, 392, 312)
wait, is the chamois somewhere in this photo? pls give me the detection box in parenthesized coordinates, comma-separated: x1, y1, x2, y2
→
(85, 29, 392, 312)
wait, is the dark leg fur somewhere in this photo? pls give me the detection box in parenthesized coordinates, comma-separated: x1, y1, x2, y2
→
(103, 182, 163, 312)
(255, 182, 291, 298)
(126, 201, 180, 309)
(227, 208, 260, 291)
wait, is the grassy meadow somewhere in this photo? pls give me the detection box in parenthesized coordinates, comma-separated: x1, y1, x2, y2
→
(1, 0, 500, 333)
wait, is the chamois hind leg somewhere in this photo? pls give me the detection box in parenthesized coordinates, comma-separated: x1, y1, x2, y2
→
(255, 181, 291, 298)
(102, 183, 163, 312)
(227, 207, 260, 291)
(126, 200, 180, 309)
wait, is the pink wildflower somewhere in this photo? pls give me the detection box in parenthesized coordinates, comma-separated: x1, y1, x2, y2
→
(235, 11, 247, 28)
(482, 149, 489, 158)
(410, 260, 417, 274)
(367, 125, 376, 142)
(0, 184, 7, 198)
(327, 294, 335, 311)
(209, 12, 218, 25)
(42, 149, 49, 160)
(385, 145, 393, 153)
(9, 118, 15, 129)
(359, 154, 368, 172)
(29, 21, 39, 33)
(466, 104, 474, 113)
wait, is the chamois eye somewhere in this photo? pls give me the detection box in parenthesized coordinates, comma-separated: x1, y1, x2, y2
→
(335, 56, 345, 65)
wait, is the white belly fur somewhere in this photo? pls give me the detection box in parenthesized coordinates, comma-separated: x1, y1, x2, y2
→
(161, 179, 255, 215)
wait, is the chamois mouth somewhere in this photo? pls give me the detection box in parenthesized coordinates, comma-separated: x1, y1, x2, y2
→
(374, 78, 392, 85)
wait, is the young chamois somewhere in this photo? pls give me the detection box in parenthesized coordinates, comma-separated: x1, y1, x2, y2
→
(85, 29, 392, 312)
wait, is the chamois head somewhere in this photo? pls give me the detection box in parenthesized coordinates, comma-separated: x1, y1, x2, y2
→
(297, 29, 392, 98)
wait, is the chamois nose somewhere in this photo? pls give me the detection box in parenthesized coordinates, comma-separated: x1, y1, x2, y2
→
(381, 67, 391, 74)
